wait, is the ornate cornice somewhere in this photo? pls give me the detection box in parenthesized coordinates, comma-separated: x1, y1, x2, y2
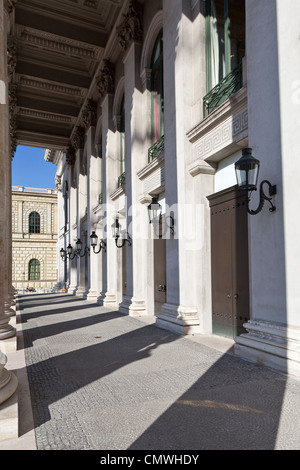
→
(96, 59, 115, 100)
(117, 1, 143, 51)
(17, 26, 101, 60)
(82, 99, 97, 129)
(17, 76, 84, 97)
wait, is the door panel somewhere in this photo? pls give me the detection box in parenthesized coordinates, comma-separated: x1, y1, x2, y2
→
(154, 236, 166, 315)
(208, 186, 250, 338)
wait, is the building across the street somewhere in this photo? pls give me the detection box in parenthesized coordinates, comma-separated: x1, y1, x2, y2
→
(11, 186, 58, 292)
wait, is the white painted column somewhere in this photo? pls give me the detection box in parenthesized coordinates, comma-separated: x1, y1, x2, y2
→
(157, 0, 201, 334)
(120, 42, 148, 316)
(86, 126, 103, 301)
(76, 148, 87, 297)
(235, 0, 300, 376)
(0, 0, 18, 408)
(101, 94, 119, 309)
(67, 164, 78, 294)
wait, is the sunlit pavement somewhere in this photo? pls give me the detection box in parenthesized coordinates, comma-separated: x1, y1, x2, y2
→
(1, 292, 300, 450)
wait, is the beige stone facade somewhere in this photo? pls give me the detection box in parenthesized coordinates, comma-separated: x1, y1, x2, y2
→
(12, 186, 57, 292)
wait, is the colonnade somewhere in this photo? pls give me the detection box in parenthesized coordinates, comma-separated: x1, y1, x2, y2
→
(0, 0, 18, 411)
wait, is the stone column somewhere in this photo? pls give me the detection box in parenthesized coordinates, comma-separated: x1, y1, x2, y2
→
(120, 41, 148, 316)
(156, 0, 201, 334)
(86, 126, 103, 302)
(101, 94, 119, 309)
(235, 0, 300, 376)
(67, 162, 78, 294)
(0, 0, 17, 405)
(75, 148, 88, 297)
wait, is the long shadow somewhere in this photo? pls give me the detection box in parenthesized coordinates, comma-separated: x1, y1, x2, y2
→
(20, 302, 101, 323)
(19, 294, 288, 450)
(21, 309, 125, 347)
(128, 354, 286, 450)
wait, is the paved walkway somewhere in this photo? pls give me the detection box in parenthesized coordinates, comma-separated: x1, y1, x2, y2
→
(1, 292, 300, 450)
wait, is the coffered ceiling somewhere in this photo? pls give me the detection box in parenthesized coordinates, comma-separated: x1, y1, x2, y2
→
(9, 0, 124, 151)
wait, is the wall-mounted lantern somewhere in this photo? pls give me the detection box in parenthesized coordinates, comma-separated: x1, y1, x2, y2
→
(147, 197, 175, 237)
(112, 218, 131, 248)
(235, 148, 276, 215)
(60, 238, 89, 260)
(90, 231, 106, 254)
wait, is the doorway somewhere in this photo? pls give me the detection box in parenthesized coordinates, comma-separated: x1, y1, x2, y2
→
(153, 217, 166, 315)
(208, 186, 250, 338)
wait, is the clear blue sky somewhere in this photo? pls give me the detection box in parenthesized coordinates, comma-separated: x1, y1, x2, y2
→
(12, 145, 57, 189)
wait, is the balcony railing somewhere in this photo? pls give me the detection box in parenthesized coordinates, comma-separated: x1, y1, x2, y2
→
(203, 63, 243, 118)
(148, 135, 164, 163)
(118, 172, 125, 188)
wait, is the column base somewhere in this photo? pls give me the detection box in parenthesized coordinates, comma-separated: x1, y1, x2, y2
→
(234, 320, 300, 377)
(75, 286, 86, 298)
(86, 289, 99, 303)
(119, 296, 147, 316)
(67, 285, 77, 295)
(156, 303, 201, 335)
(102, 292, 119, 310)
(0, 352, 18, 406)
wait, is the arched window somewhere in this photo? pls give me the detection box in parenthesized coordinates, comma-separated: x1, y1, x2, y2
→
(29, 211, 40, 233)
(28, 259, 40, 280)
(151, 30, 164, 143)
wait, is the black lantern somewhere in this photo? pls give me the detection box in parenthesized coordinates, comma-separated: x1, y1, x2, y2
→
(90, 231, 106, 254)
(235, 148, 276, 215)
(147, 197, 162, 224)
(60, 248, 67, 261)
(235, 148, 260, 191)
(112, 218, 131, 248)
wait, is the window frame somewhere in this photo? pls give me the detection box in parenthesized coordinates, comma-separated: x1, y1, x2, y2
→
(150, 29, 164, 144)
(28, 258, 40, 281)
(28, 211, 41, 234)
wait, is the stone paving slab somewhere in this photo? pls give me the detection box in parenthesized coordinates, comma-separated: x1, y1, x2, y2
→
(7, 293, 300, 450)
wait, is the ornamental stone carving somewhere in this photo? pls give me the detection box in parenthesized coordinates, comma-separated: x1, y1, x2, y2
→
(117, 1, 143, 51)
(7, 36, 17, 79)
(82, 99, 97, 129)
(96, 59, 115, 100)
(9, 84, 18, 159)
(55, 175, 62, 191)
(66, 145, 76, 166)
(71, 126, 85, 150)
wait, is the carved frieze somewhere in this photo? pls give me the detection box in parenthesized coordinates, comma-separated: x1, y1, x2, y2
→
(117, 1, 143, 51)
(96, 59, 115, 100)
(82, 99, 97, 129)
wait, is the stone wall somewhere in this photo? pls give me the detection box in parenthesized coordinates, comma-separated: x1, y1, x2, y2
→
(11, 187, 58, 291)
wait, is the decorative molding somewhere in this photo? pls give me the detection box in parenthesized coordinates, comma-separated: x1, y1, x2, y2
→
(117, 1, 143, 52)
(9, 84, 18, 159)
(96, 59, 115, 101)
(71, 126, 85, 150)
(17, 76, 84, 97)
(7, 36, 17, 80)
(82, 99, 97, 129)
(66, 146, 76, 166)
(187, 87, 248, 174)
(18, 26, 101, 60)
(18, 107, 75, 124)
(55, 175, 62, 191)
